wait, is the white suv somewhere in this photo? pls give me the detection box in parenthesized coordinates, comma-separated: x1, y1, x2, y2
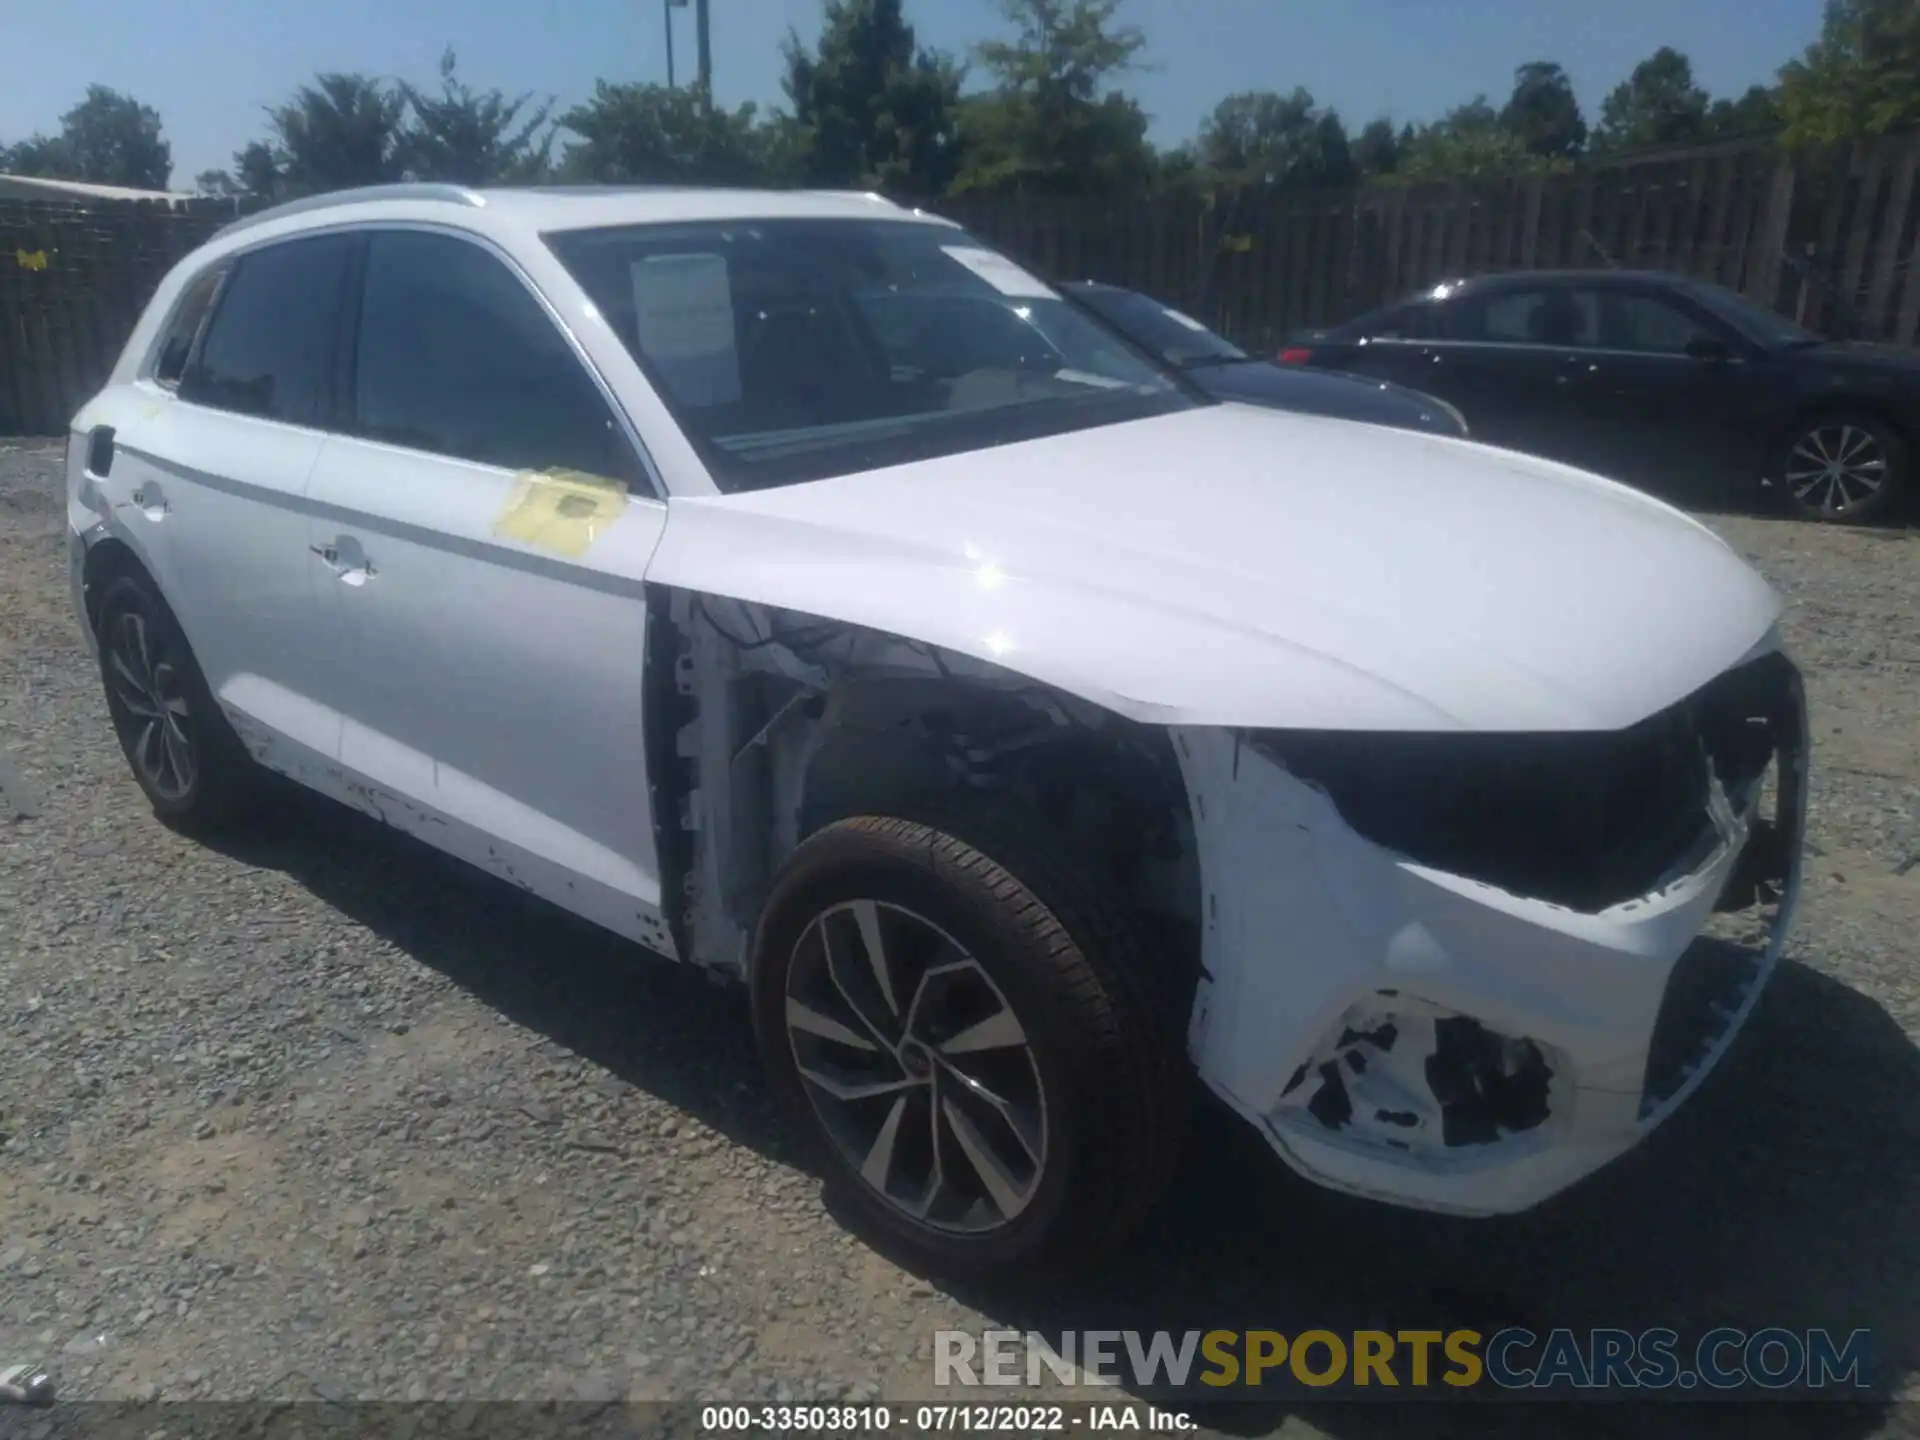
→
(68, 183, 1806, 1275)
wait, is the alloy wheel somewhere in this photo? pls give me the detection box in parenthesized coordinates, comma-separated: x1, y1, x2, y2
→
(106, 610, 196, 801)
(1785, 423, 1887, 517)
(784, 899, 1048, 1234)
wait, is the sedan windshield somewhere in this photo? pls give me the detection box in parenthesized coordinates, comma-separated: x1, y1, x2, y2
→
(1069, 286, 1248, 368)
(546, 219, 1193, 491)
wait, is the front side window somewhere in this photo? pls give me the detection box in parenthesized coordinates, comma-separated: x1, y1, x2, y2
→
(546, 219, 1192, 492)
(180, 234, 355, 426)
(152, 268, 224, 388)
(1607, 293, 1720, 354)
(349, 230, 641, 486)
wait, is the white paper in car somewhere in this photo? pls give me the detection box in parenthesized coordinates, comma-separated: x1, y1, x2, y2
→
(1161, 306, 1208, 332)
(629, 253, 740, 406)
(941, 245, 1056, 299)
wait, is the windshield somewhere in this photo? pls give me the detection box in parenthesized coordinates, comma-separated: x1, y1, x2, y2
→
(546, 219, 1193, 491)
(1678, 278, 1820, 347)
(1070, 286, 1248, 366)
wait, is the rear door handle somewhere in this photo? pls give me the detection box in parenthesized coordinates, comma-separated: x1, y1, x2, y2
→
(312, 537, 376, 585)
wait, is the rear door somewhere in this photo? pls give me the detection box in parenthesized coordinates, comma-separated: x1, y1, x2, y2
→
(301, 226, 673, 949)
(123, 234, 356, 768)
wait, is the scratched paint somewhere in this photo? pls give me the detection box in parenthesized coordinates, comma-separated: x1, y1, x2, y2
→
(492, 469, 628, 558)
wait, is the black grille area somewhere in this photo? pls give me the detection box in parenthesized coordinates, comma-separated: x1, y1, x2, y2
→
(1640, 936, 1766, 1117)
(1258, 652, 1799, 912)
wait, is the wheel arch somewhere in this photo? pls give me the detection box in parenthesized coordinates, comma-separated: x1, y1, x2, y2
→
(646, 586, 1203, 997)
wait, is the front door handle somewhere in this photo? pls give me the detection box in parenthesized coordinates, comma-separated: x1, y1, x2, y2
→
(130, 481, 168, 518)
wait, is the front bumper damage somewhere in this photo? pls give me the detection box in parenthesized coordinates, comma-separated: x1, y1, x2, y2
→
(1172, 645, 1807, 1216)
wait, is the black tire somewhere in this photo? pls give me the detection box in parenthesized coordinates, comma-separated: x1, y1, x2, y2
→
(94, 571, 260, 832)
(1775, 411, 1907, 524)
(750, 806, 1191, 1279)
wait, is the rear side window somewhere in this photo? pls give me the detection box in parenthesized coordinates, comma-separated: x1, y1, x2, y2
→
(1457, 287, 1600, 346)
(152, 268, 224, 388)
(180, 235, 355, 427)
(348, 230, 640, 484)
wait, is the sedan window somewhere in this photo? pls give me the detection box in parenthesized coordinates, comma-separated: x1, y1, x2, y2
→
(1606, 293, 1723, 354)
(546, 219, 1191, 493)
(180, 234, 356, 427)
(1458, 287, 1601, 346)
(348, 230, 641, 485)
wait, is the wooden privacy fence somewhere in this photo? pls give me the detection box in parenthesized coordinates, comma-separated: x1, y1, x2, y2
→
(942, 132, 1920, 357)
(6, 134, 1920, 434)
(0, 197, 234, 436)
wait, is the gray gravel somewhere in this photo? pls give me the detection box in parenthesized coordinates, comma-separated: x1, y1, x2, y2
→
(2, 436, 1918, 1437)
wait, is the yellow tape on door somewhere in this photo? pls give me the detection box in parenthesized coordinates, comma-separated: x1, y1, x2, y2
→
(493, 469, 628, 558)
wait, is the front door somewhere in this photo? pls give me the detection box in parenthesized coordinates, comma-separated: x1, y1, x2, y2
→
(303, 227, 674, 951)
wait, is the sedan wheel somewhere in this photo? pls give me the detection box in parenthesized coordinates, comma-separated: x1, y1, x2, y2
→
(1781, 416, 1906, 523)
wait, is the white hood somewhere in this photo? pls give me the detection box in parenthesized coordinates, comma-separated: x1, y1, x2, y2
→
(647, 404, 1781, 732)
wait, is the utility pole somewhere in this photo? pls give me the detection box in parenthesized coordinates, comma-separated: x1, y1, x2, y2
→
(695, 0, 712, 107)
(664, 0, 686, 87)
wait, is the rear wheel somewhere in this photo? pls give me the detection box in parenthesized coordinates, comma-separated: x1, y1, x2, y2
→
(1777, 412, 1906, 523)
(94, 572, 260, 832)
(750, 807, 1190, 1278)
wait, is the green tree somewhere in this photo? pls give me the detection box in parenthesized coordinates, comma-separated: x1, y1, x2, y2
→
(3, 86, 172, 188)
(781, 0, 964, 196)
(195, 169, 241, 197)
(1196, 88, 1353, 187)
(1592, 46, 1709, 152)
(1707, 84, 1784, 138)
(1399, 97, 1553, 181)
(1351, 116, 1404, 176)
(399, 48, 556, 184)
(953, 0, 1154, 195)
(1500, 61, 1587, 159)
(1779, 0, 1920, 145)
(267, 74, 408, 194)
(233, 140, 288, 202)
(557, 81, 769, 185)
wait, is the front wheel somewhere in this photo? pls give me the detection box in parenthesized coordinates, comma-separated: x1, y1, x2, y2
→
(1776, 413, 1907, 523)
(750, 808, 1191, 1278)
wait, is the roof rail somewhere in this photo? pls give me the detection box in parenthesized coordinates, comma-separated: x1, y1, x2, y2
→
(215, 182, 485, 240)
(805, 189, 902, 208)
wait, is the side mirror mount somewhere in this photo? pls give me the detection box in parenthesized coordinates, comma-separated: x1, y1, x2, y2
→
(1685, 336, 1732, 363)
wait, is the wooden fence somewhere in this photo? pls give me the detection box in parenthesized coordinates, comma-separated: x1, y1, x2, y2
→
(942, 131, 1920, 357)
(0, 197, 234, 435)
(5, 133, 1920, 434)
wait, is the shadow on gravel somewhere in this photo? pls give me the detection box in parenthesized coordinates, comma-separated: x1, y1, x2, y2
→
(202, 791, 1919, 1440)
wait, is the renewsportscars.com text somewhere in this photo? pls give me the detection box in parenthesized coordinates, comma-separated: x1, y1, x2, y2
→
(935, 1327, 1875, 1395)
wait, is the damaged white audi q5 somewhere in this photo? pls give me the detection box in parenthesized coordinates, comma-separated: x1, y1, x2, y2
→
(68, 184, 1806, 1275)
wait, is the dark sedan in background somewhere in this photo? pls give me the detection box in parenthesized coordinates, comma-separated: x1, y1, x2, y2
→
(1287, 269, 1920, 523)
(1059, 281, 1470, 438)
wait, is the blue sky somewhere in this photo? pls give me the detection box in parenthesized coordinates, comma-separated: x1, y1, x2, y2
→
(2, 0, 1825, 188)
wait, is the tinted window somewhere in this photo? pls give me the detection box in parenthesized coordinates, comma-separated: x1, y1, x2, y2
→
(1362, 302, 1444, 340)
(1608, 293, 1719, 353)
(153, 268, 224, 388)
(1459, 287, 1600, 346)
(547, 219, 1190, 493)
(181, 235, 354, 426)
(350, 231, 639, 484)
(1071, 287, 1247, 365)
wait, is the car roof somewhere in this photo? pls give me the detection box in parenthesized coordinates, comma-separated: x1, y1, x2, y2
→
(1408, 269, 1709, 299)
(209, 182, 959, 253)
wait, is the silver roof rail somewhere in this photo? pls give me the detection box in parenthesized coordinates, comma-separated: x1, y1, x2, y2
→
(805, 189, 902, 208)
(215, 182, 485, 240)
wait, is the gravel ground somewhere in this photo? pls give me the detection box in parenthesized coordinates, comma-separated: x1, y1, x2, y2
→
(2, 436, 1918, 1438)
